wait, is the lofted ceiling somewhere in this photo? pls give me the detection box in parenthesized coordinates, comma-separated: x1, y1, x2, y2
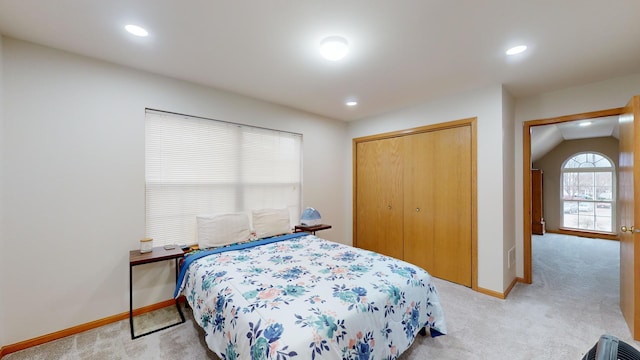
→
(530, 116, 619, 162)
(0, 1, 639, 121)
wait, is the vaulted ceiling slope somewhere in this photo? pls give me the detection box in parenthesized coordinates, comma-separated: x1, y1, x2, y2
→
(0, 1, 639, 121)
(531, 116, 619, 162)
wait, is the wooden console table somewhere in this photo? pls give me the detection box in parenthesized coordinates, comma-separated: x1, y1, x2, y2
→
(294, 224, 332, 235)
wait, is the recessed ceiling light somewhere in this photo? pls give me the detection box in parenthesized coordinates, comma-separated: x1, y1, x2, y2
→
(320, 36, 349, 61)
(125, 24, 148, 37)
(346, 100, 358, 106)
(506, 45, 527, 55)
(579, 121, 592, 127)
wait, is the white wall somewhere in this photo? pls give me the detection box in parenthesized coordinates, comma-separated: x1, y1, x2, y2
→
(513, 73, 640, 278)
(1, 37, 348, 345)
(346, 85, 510, 293)
(502, 87, 517, 288)
(0, 34, 6, 349)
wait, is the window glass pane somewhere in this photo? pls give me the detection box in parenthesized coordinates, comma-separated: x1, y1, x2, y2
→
(594, 156, 612, 167)
(577, 172, 594, 199)
(574, 153, 587, 164)
(595, 206, 612, 232)
(564, 159, 580, 168)
(562, 173, 579, 199)
(563, 201, 579, 228)
(595, 172, 613, 201)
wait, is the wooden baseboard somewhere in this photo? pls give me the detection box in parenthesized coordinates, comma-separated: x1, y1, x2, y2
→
(0, 297, 186, 359)
(476, 286, 506, 299)
(503, 277, 518, 298)
(547, 228, 619, 241)
(477, 277, 519, 300)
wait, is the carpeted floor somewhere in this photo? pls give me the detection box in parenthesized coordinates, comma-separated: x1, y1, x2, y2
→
(5, 233, 640, 359)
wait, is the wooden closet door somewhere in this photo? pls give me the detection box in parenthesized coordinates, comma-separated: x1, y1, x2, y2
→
(355, 137, 404, 259)
(403, 125, 472, 286)
(402, 132, 435, 271)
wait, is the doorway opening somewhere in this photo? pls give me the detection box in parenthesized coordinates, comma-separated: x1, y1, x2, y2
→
(522, 107, 625, 283)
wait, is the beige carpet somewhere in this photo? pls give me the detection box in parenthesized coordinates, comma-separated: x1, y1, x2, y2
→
(5, 233, 640, 359)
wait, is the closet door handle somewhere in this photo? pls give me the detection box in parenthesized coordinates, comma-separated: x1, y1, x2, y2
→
(416, 207, 421, 212)
(387, 204, 392, 210)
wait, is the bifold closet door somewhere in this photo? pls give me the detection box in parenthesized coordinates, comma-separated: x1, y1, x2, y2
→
(355, 137, 404, 259)
(403, 125, 472, 287)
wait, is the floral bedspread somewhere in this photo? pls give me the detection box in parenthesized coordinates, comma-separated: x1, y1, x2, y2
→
(175, 233, 446, 360)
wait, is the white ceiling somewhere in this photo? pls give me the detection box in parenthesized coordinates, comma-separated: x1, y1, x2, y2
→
(0, 1, 639, 121)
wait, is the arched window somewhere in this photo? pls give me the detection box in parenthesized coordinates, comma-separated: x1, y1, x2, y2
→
(561, 152, 615, 233)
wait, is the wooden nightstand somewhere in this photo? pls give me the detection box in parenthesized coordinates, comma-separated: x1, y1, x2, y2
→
(294, 224, 332, 235)
(129, 246, 186, 339)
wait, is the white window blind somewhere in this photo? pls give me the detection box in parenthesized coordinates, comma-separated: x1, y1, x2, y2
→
(145, 109, 302, 246)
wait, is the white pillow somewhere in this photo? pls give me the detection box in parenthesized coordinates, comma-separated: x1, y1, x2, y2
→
(196, 213, 251, 249)
(252, 208, 291, 239)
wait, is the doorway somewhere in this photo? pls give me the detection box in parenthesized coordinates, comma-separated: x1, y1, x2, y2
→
(522, 107, 624, 284)
(523, 96, 640, 340)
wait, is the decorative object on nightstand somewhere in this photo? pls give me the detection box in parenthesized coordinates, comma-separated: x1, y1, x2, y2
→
(139, 237, 153, 253)
(300, 207, 322, 226)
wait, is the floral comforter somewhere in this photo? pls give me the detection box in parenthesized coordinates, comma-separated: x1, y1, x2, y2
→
(175, 233, 447, 360)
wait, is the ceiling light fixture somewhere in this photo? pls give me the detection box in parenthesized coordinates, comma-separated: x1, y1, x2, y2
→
(579, 121, 592, 127)
(320, 36, 349, 61)
(346, 100, 358, 106)
(506, 45, 527, 56)
(125, 24, 149, 37)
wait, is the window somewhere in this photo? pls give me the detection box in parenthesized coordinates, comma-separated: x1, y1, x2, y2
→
(145, 110, 302, 246)
(561, 152, 615, 233)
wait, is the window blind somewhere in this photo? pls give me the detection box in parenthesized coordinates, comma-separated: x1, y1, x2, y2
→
(145, 109, 302, 246)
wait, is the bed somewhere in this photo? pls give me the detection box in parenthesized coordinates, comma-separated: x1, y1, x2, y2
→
(174, 232, 447, 359)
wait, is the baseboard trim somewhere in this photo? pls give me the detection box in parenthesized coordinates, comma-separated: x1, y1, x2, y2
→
(0, 297, 185, 359)
(548, 228, 619, 241)
(503, 277, 518, 298)
(476, 286, 506, 299)
(477, 277, 519, 300)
